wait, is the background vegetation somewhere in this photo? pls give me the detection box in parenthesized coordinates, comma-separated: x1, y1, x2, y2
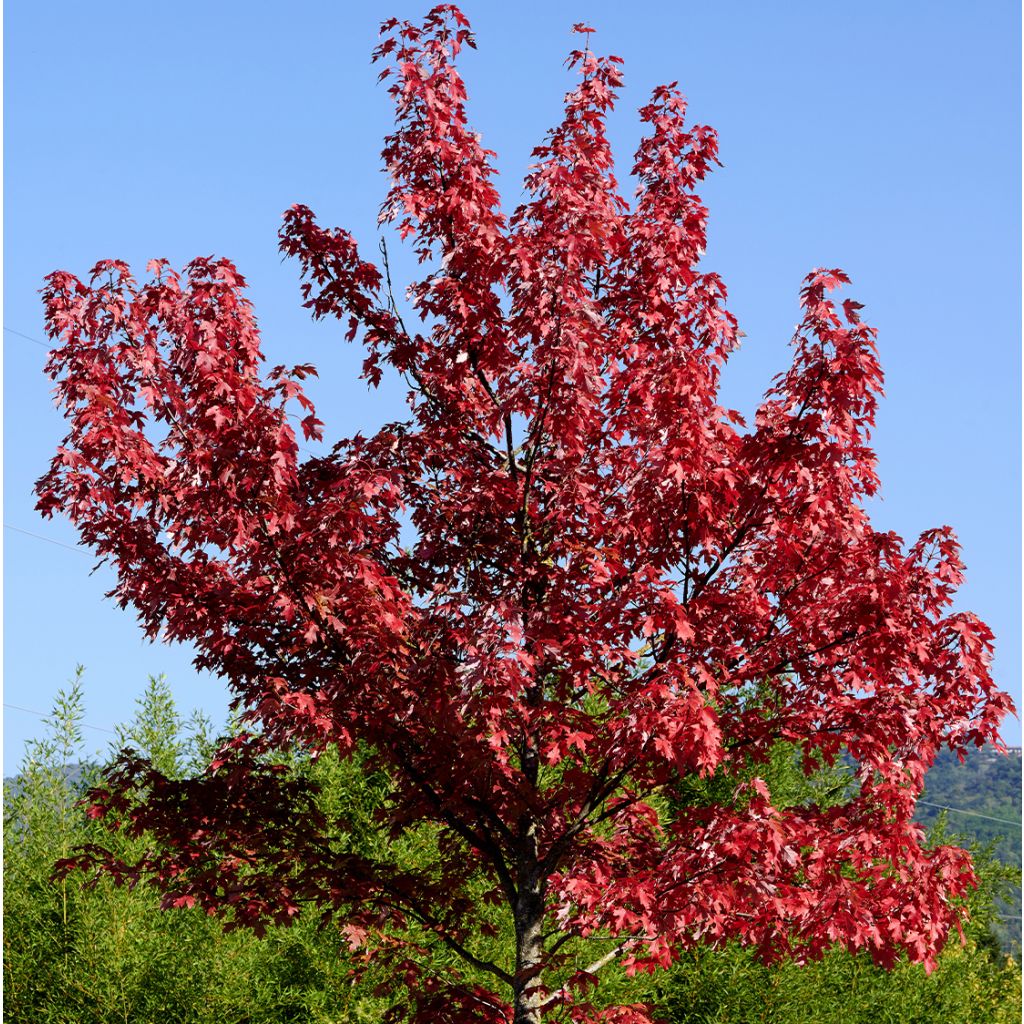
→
(4, 675, 1020, 1023)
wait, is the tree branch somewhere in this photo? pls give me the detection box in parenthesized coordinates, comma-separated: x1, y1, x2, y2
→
(540, 937, 638, 1011)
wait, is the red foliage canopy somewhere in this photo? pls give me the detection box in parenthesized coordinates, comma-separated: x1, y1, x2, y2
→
(38, 7, 1012, 1023)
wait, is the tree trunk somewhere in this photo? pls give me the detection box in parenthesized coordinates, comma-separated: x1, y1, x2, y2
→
(512, 884, 546, 1024)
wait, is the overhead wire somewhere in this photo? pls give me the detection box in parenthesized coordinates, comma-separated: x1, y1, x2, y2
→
(916, 799, 1021, 828)
(4, 523, 90, 556)
(4, 702, 116, 735)
(5, 515, 1021, 834)
(4, 325, 48, 348)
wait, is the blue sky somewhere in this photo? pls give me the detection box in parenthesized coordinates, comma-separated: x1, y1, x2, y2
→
(4, 1, 1020, 773)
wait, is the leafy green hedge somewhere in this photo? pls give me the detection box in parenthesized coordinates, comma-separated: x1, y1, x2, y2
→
(4, 673, 1020, 1023)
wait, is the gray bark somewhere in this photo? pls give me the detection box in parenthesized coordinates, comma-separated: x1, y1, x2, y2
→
(512, 883, 546, 1024)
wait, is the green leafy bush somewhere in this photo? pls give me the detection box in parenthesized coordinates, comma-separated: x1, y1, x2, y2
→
(3, 673, 382, 1024)
(4, 674, 1020, 1023)
(655, 752, 1022, 1024)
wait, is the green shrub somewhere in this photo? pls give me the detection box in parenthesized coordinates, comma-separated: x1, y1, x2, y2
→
(3, 673, 381, 1024)
(4, 674, 1020, 1023)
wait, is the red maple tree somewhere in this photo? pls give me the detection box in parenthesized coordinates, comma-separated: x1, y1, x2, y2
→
(38, 7, 1012, 1023)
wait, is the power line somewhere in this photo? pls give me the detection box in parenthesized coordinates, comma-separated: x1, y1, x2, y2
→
(4, 523, 90, 556)
(4, 325, 48, 348)
(3, 702, 116, 735)
(917, 799, 1021, 828)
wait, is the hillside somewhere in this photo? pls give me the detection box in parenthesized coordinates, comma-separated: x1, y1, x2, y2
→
(916, 744, 1022, 955)
(916, 745, 1022, 865)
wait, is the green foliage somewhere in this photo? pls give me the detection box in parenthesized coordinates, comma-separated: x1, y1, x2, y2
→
(4, 675, 1021, 1023)
(3, 673, 383, 1024)
(654, 747, 1022, 1024)
(914, 746, 1022, 956)
(916, 748, 1022, 868)
(659, 931, 1021, 1024)
(111, 674, 217, 780)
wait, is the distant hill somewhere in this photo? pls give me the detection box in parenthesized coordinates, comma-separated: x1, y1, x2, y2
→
(3, 761, 97, 799)
(916, 744, 1022, 955)
(916, 745, 1022, 865)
